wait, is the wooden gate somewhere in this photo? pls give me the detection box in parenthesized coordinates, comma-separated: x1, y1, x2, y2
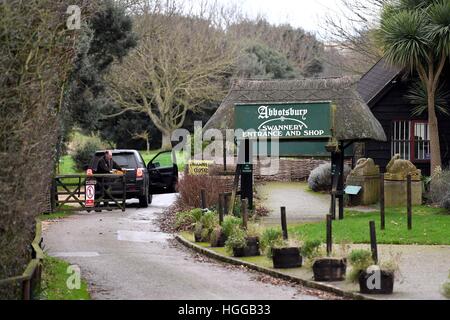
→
(51, 174, 127, 212)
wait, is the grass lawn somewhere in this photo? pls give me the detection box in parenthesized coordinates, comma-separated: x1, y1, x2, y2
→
(288, 206, 450, 245)
(141, 150, 187, 171)
(39, 208, 75, 221)
(40, 255, 90, 300)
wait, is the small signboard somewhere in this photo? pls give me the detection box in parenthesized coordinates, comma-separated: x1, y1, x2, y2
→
(85, 183, 95, 207)
(188, 160, 213, 175)
(241, 163, 252, 173)
(345, 185, 362, 195)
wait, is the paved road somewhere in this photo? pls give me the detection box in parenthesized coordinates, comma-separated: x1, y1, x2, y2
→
(43, 194, 334, 300)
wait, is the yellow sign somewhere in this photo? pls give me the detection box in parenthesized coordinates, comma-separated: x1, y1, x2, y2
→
(188, 160, 213, 175)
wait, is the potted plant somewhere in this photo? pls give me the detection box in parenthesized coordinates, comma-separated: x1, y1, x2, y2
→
(348, 249, 398, 294)
(260, 228, 302, 269)
(225, 224, 260, 257)
(209, 226, 227, 247)
(311, 240, 346, 282)
(193, 210, 218, 243)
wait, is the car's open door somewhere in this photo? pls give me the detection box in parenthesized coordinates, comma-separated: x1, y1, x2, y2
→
(147, 150, 178, 194)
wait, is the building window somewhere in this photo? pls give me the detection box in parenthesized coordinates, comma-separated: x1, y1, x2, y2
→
(391, 120, 430, 161)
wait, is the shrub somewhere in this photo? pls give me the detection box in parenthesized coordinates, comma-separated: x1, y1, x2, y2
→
(430, 169, 450, 211)
(221, 216, 242, 238)
(175, 174, 228, 211)
(175, 208, 203, 231)
(347, 249, 374, 282)
(301, 240, 323, 260)
(260, 228, 283, 257)
(307, 163, 351, 192)
(225, 226, 247, 252)
(73, 139, 105, 172)
(442, 281, 450, 299)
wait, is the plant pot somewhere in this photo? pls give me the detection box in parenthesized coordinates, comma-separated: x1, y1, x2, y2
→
(232, 237, 260, 257)
(210, 231, 227, 247)
(358, 270, 394, 294)
(312, 257, 346, 281)
(272, 247, 302, 269)
(194, 232, 202, 242)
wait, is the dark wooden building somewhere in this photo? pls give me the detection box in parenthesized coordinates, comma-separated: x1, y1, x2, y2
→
(358, 58, 450, 176)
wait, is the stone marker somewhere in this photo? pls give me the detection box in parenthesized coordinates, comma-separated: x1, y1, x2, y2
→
(345, 158, 380, 205)
(384, 154, 422, 207)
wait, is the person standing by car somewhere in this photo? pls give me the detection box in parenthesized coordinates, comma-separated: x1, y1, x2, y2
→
(95, 150, 122, 173)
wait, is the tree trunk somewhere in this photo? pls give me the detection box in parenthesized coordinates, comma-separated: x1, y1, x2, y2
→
(161, 131, 172, 150)
(428, 89, 442, 173)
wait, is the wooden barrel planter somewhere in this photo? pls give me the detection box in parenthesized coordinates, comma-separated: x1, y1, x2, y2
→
(312, 257, 346, 281)
(232, 237, 260, 257)
(272, 247, 302, 269)
(358, 270, 394, 294)
(210, 231, 227, 248)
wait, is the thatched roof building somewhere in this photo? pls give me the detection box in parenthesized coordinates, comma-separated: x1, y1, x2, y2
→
(205, 77, 386, 142)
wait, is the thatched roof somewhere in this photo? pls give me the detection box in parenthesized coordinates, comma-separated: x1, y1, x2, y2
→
(205, 77, 387, 142)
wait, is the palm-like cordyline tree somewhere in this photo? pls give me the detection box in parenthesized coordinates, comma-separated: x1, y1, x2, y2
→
(378, 0, 450, 172)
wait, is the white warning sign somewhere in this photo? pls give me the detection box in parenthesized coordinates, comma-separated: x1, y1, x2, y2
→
(85, 184, 95, 208)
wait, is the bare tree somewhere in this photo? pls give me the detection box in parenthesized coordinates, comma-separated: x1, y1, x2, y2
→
(320, 0, 386, 75)
(107, 1, 237, 149)
(132, 130, 151, 152)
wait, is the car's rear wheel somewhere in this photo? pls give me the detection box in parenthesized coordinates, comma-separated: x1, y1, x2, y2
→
(138, 191, 149, 208)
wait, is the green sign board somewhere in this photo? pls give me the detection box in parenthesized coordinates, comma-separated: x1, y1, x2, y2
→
(235, 102, 332, 140)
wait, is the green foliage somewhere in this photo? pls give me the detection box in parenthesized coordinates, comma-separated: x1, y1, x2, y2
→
(301, 240, 323, 260)
(66, 0, 137, 132)
(406, 81, 450, 116)
(175, 208, 204, 231)
(430, 169, 450, 211)
(347, 249, 374, 282)
(225, 226, 247, 252)
(260, 228, 284, 257)
(221, 216, 243, 238)
(443, 278, 450, 299)
(237, 43, 298, 79)
(72, 139, 105, 171)
(41, 255, 90, 300)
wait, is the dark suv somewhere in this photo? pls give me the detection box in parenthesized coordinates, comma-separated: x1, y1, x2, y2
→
(90, 149, 178, 208)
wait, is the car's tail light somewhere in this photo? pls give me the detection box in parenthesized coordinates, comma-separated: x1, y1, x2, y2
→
(86, 169, 93, 176)
(136, 168, 144, 178)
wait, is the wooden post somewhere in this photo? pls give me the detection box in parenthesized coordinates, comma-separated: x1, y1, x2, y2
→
(338, 142, 345, 220)
(369, 220, 378, 264)
(223, 193, 229, 217)
(200, 189, 207, 209)
(241, 199, 248, 229)
(407, 174, 412, 230)
(218, 193, 224, 224)
(280, 207, 288, 240)
(223, 138, 227, 172)
(380, 173, 385, 230)
(326, 214, 332, 256)
(22, 279, 31, 300)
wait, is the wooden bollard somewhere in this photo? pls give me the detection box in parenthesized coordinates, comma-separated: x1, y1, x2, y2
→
(369, 220, 378, 264)
(241, 199, 248, 229)
(200, 189, 207, 209)
(380, 173, 385, 230)
(280, 207, 288, 240)
(407, 174, 412, 230)
(218, 193, 224, 224)
(326, 214, 332, 256)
